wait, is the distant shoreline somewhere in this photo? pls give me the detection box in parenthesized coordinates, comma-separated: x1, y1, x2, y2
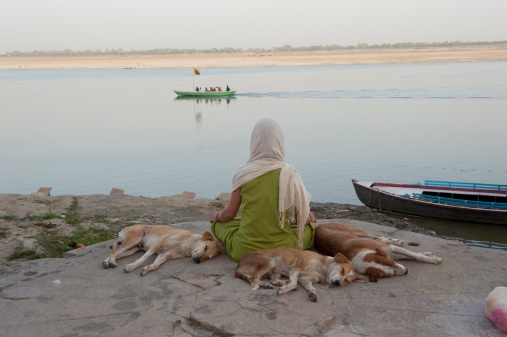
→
(2, 46, 507, 70)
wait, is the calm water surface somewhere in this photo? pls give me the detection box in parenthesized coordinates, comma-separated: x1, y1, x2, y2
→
(1, 62, 507, 242)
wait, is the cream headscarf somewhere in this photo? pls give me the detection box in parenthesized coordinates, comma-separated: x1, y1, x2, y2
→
(232, 118, 311, 248)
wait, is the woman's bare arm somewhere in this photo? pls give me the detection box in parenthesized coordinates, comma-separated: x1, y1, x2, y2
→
(209, 188, 242, 223)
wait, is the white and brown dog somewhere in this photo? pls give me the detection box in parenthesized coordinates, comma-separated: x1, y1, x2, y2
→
(314, 222, 442, 281)
(234, 247, 357, 302)
(102, 224, 221, 276)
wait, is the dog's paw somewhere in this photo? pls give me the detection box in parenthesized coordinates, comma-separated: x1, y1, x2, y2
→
(309, 291, 318, 302)
(270, 279, 287, 287)
(251, 283, 273, 290)
(421, 252, 443, 264)
(379, 236, 403, 246)
(278, 284, 295, 295)
(430, 256, 443, 264)
(255, 280, 274, 289)
(124, 264, 134, 273)
(103, 259, 117, 268)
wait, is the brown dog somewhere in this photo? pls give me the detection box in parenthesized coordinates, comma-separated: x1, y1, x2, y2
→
(234, 247, 357, 302)
(102, 224, 221, 276)
(314, 222, 442, 280)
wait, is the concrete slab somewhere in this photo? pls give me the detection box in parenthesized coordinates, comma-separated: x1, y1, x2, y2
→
(0, 219, 505, 337)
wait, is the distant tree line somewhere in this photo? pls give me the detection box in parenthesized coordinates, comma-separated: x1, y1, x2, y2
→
(2, 40, 506, 58)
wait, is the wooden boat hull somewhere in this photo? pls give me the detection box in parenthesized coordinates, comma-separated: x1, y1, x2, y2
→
(352, 179, 507, 225)
(174, 90, 236, 97)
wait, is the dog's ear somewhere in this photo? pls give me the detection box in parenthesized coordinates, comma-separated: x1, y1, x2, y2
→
(333, 253, 351, 264)
(201, 231, 214, 241)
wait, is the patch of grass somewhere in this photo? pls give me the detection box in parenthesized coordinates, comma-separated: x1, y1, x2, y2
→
(31, 198, 81, 224)
(64, 197, 80, 225)
(72, 226, 115, 245)
(36, 225, 115, 258)
(41, 210, 61, 220)
(28, 210, 60, 222)
(64, 211, 80, 225)
(36, 230, 69, 257)
(91, 214, 122, 225)
(93, 214, 108, 223)
(8, 246, 46, 261)
(1, 215, 16, 221)
(0, 227, 8, 238)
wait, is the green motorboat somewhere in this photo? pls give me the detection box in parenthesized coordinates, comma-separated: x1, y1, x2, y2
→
(174, 90, 236, 98)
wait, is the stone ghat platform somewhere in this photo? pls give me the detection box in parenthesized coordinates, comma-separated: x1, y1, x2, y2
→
(1, 219, 505, 337)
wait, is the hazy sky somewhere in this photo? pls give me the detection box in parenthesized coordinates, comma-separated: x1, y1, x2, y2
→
(2, 0, 506, 52)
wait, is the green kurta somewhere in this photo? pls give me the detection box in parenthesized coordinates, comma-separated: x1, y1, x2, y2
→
(211, 168, 315, 262)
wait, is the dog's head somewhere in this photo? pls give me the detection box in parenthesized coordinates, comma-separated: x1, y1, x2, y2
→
(192, 231, 221, 263)
(327, 253, 356, 286)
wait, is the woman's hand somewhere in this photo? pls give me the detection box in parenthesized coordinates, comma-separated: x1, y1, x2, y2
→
(210, 189, 242, 224)
(307, 211, 316, 224)
(210, 211, 220, 223)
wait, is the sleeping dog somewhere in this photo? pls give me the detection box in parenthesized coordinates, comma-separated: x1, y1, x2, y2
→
(102, 224, 221, 276)
(314, 222, 442, 280)
(234, 247, 357, 302)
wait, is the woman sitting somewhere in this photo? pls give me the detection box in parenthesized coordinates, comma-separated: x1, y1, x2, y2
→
(210, 118, 316, 262)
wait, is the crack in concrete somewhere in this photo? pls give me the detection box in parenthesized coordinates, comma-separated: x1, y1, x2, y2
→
(182, 317, 234, 337)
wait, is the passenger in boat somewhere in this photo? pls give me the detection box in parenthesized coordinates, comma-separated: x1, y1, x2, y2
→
(204, 87, 208, 91)
(209, 118, 316, 262)
(226, 85, 230, 91)
(195, 86, 200, 92)
(218, 87, 222, 91)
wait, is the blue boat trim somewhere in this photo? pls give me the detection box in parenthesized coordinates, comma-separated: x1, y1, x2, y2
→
(423, 180, 507, 191)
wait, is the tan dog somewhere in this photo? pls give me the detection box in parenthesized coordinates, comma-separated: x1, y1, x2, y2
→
(314, 222, 442, 280)
(102, 224, 221, 276)
(234, 247, 357, 302)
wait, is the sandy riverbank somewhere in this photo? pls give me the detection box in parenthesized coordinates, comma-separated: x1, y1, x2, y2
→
(2, 46, 507, 70)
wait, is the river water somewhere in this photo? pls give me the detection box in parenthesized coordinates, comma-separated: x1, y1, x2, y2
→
(1, 61, 506, 242)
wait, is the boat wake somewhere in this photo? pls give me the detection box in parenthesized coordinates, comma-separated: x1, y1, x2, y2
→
(238, 88, 506, 99)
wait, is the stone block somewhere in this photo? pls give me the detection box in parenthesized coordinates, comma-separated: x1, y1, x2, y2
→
(217, 192, 232, 202)
(182, 191, 196, 199)
(31, 187, 52, 196)
(110, 188, 124, 196)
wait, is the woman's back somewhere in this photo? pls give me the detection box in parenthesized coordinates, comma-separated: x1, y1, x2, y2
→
(210, 118, 315, 262)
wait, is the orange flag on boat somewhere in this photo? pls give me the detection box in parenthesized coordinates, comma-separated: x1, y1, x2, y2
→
(193, 68, 200, 75)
